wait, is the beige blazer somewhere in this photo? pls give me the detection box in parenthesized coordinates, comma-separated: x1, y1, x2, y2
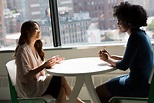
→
(15, 44, 53, 97)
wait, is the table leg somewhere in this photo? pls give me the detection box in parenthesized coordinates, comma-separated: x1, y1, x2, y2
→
(85, 75, 101, 103)
(67, 76, 84, 103)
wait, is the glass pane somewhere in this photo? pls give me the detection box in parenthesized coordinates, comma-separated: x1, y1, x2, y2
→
(0, 0, 53, 49)
(1, 0, 154, 50)
(57, 0, 154, 46)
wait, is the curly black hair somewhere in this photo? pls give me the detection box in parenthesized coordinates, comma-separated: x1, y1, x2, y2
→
(113, 1, 148, 29)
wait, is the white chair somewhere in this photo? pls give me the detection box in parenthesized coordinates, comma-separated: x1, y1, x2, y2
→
(5, 59, 55, 103)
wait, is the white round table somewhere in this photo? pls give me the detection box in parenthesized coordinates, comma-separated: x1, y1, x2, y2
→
(47, 57, 116, 103)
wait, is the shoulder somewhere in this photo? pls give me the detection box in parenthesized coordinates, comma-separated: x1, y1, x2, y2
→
(15, 44, 32, 64)
(130, 29, 146, 39)
(17, 44, 29, 52)
(16, 44, 30, 56)
(127, 29, 145, 46)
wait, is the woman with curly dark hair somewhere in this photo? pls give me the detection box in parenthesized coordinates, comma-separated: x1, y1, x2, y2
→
(95, 2, 153, 103)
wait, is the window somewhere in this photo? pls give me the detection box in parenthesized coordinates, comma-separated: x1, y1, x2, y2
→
(0, 0, 154, 50)
(0, 32, 3, 38)
(0, 0, 54, 49)
(55, 0, 154, 46)
(0, 24, 2, 30)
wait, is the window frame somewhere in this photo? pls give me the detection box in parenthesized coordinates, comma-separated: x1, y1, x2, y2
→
(49, 0, 61, 47)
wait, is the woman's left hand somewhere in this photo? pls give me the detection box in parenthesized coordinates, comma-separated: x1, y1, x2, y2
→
(98, 50, 109, 61)
(54, 55, 65, 63)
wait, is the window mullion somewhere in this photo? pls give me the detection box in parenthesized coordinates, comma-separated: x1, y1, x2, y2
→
(49, 0, 61, 47)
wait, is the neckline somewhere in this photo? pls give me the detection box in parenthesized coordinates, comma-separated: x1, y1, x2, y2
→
(26, 44, 39, 59)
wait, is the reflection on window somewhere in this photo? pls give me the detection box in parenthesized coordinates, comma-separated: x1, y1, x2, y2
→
(0, 0, 154, 49)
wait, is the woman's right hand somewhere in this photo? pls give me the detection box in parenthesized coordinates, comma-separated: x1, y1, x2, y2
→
(98, 48, 110, 61)
(99, 51, 109, 61)
(43, 58, 57, 69)
(99, 48, 111, 57)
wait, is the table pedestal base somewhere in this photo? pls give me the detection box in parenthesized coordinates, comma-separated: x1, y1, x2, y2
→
(67, 75, 101, 103)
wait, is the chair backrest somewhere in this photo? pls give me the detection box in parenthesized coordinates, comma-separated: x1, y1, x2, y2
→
(5, 59, 54, 103)
(6, 59, 16, 86)
(148, 66, 154, 103)
(5, 59, 18, 103)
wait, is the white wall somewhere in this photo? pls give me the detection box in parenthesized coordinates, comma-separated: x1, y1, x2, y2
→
(0, 45, 149, 103)
(0, 45, 125, 75)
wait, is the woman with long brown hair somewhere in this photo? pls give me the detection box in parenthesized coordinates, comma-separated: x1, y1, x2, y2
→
(14, 20, 84, 103)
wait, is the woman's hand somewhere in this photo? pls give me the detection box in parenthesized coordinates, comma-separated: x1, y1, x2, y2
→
(43, 58, 57, 69)
(43, 55, 65, 69)
(98, 48, 118, 66)
(98, 48, 109, 61)
(54, 55, 65, 64)
(99, 51, 109, 61)
(100, 48, 111, 57)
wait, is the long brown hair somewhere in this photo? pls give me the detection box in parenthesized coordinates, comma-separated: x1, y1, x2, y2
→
(14, 20, 45, 61)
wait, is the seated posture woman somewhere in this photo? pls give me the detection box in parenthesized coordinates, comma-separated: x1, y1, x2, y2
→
(14, 20, 84, 103)
(95, 2, 154, 103)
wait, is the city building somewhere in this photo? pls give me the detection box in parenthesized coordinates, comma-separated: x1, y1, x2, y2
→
(0, 0, 6, 47)
(72, 0, 123, 30)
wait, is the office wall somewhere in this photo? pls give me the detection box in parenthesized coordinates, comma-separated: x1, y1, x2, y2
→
(0, 45, 124, 100)
(0, 45, 148, 103)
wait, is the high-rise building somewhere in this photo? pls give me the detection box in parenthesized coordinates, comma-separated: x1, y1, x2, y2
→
(72, 0, 123, 30)
(0, 0, 6, 47)
(126, 0, 154, 16)
(147, 0, 154, 16)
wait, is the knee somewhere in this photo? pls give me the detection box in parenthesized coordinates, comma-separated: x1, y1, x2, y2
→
(61, 77, 66, 82)
(95, 86, 99, 94)
(95, 84, 111, 97)
(61, 77, 68, 85)
(95, 85, 102, 95)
